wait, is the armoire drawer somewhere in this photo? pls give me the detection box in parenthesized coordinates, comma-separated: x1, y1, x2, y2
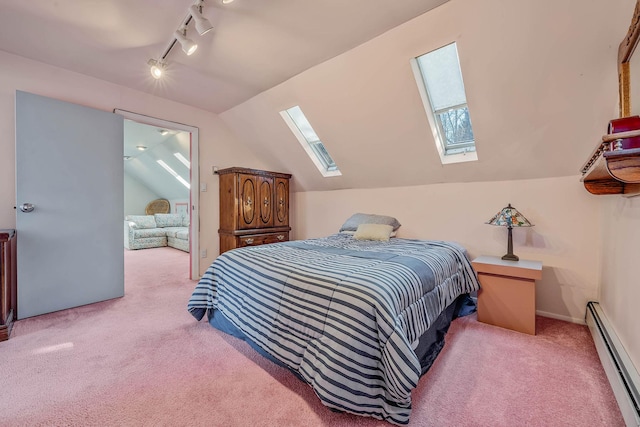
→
(238, 232, 289, 248)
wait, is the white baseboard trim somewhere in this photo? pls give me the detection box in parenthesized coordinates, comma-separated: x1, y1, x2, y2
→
(586, 301, 640, 427)
(536, 310, 585, 325)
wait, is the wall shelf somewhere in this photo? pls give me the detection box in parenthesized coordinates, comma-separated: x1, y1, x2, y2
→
(581, 129, 640, 196)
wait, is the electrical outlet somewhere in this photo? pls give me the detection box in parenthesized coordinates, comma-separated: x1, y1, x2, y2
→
(200, 249, 207, 258)
(200, 183, 207, 192)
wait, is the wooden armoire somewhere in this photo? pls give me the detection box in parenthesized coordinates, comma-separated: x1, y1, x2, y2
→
(218, 167, 291, 254)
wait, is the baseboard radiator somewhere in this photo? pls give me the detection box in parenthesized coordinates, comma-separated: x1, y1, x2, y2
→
(586, 301, 640, 427)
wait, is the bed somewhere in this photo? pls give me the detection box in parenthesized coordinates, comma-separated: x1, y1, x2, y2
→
(188, 230, 480, 425)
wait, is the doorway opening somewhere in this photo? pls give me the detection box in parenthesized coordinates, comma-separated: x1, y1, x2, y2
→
(115, 109, 199, 280)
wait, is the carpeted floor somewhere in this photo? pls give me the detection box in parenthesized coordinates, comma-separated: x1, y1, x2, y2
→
(0, 247, 625, 426)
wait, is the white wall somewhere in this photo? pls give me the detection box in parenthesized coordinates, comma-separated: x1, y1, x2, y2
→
(124, 172, 159, 216)
(600, 197, 640, 374)
(0, 50, 266, 273)
(293, 176, 601, 323)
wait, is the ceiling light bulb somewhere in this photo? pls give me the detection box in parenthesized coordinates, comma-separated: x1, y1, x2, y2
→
(158, 129, 169, 135)
(147, 59, 165, 79)
(189, 5, 214, 36)
(221, 0, 234, 4)
(136, 145, 147, 151)
(174, 29, 197, 55)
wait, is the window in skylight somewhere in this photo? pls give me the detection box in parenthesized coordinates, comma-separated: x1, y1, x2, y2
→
(280, 106, 341, 177)
(157, 159, 190, 189)
(411, 42, 478, 164)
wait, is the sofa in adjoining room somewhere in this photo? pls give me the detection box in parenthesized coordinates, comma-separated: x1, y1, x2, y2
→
(124, 213, 189, 252)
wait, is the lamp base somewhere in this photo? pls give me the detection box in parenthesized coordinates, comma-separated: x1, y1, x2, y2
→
(501, 253, 519, 261)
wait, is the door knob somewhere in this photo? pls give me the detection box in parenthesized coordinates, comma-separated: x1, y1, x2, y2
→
(19, 203, 35, 213)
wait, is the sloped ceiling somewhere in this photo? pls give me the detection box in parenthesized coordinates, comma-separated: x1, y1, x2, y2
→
(0, 0, 635, 193)
(124, 121, 191, 200)
(220, 0, 634, 192)
(0, 0, 449, 114)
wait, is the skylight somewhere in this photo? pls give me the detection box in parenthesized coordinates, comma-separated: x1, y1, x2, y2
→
(280, 106, 341, 177)
(411, 42, 477, 164)
(157, 159, 190, 189)
(174, 152, 190, 168)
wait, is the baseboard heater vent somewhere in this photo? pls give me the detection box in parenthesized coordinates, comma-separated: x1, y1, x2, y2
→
(586, 301, 640, 427)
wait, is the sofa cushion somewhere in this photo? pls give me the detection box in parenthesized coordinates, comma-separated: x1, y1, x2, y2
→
(182, 215, 190, 227)
(133, 228, 167, 238)
(163, 227, 183, 238)
(175, 229, 189, 240)
(154, 213, 183, 228)
(126, 215, 157, 229)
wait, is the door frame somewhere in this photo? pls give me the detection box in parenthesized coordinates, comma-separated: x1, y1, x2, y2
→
(114, 109, 199, 279)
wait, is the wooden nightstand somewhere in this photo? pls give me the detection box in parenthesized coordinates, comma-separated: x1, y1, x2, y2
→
(472, 256, 542, 335)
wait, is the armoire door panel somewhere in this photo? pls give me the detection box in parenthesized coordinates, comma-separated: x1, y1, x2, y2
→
(275, 178, 289, 227)
(258, 177, 273, 227)
(239, 174, 257, 229)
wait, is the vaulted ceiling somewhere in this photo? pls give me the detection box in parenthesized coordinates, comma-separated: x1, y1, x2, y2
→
(0, 0, 634, 193)
(124, 121, 191, 201)
(0, 0, 448, 114)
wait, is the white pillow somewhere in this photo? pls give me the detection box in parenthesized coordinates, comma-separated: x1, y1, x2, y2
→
(353, 224, 394, 241)
(339, 213, 401, 232)
(340, 230, 396, 237)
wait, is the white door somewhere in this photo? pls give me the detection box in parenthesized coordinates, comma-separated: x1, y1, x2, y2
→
(15, 91, 124, 319)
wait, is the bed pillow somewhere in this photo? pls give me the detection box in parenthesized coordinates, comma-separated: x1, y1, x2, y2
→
(339, 213, 401, 232)
(353, 224, 394, 241)
(340, 230, 397, 237)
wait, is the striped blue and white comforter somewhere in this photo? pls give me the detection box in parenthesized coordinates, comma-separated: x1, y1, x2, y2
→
(188, 234, 480, 425)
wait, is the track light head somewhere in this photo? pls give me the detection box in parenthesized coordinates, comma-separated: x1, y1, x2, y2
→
(174, 28, 198, 55)
(189, 5, 214, 36)
(147, 59, 166, 79)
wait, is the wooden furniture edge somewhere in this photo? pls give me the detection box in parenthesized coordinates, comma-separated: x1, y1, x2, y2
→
(0, 229, 16, 342)
(217, 166, 292, 179)
(472, 260, 542, 281)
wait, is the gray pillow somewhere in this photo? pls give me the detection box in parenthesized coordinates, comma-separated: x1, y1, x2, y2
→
(339, 213, 401, 232)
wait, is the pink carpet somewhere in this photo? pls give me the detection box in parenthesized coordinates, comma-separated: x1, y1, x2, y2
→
(0, 247, 625, 426)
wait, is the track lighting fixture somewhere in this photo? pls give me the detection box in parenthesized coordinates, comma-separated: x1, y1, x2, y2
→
(189, 5, 214, 35)
(147, 59, 166, 79)
(174, 27, 198, 55)
(148, 0, 225, 79)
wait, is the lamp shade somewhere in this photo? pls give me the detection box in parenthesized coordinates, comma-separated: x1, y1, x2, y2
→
(486, 203, 533, 261)
(486, 203, 533, 228)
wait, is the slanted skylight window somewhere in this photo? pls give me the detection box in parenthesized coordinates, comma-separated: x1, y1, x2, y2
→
(157, 159, 190, 189)
(411, 42, 478, 164)
(280, 106, 341, 177)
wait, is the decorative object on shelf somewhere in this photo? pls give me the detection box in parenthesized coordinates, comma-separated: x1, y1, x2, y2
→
(580, 130, 640, 196)
(486, 203, 533, 261)
(580, 0, 640, 197)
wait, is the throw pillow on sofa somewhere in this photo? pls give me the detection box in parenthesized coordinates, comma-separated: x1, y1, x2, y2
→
(154, 213, 183, 228)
